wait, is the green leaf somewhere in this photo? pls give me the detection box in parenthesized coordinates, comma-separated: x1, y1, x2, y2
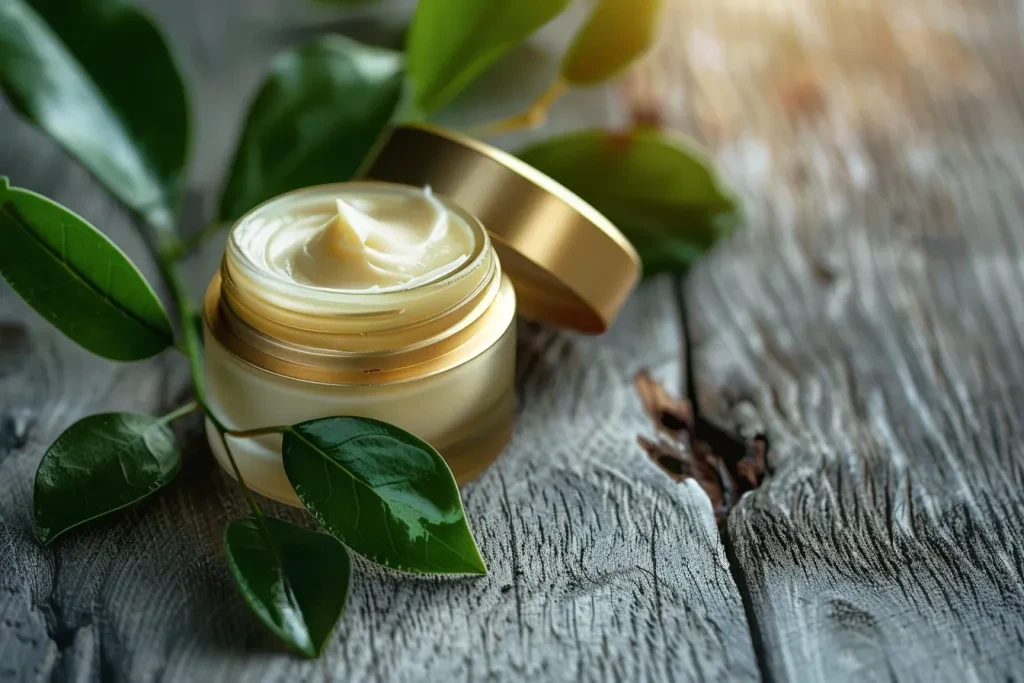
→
(225, 515, 351, 658)
(0, 0, 190, 234)
(34, 413, 181, 545)
(518, 129, 739, 276)
(406, 0, 570, 116)
(0, 181, 174, 360)
(282, 417, 486, 575)
(218, 36, 404, 222)
(561, 0, 661, 85)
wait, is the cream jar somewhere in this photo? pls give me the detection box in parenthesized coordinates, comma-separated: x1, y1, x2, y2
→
(204, 125, 641, 506)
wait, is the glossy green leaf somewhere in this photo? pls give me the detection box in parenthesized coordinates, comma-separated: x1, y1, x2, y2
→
(562, 0, 661, 85)
(518, 129, 739, 276)
(0, 0, 190, 235)
(34, 413, 181, 545)
(406, 0, 570, 116)
(225, 515, 351, 658)
(282, 417, 486, 575)
(0, 180, 174, 360)
(218, 36, 404, 222)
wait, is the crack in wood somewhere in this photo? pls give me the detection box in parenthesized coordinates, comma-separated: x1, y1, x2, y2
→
(634, 369, 767, 526)
(631, 279, 776, 683)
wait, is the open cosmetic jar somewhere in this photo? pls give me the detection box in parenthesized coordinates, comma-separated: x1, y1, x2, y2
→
(203, 125, 641, 505)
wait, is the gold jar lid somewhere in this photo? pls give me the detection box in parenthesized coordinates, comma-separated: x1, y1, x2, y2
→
(363, 124, 642, 334)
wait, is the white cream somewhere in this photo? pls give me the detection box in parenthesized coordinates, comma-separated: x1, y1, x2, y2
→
(233, 187, 474, 292)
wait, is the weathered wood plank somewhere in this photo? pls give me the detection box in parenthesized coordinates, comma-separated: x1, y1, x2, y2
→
(0, 1, 758, 681)
(634, 0, 1024, 679)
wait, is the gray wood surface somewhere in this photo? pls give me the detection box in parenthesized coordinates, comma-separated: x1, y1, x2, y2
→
(0, 1, 758, 681)
(639, 0, 1024, 680)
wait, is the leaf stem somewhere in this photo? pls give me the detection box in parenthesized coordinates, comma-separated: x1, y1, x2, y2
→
(158, 400, 200, 425)
(467, 79, 568, 137)
(178, 219, 226, 259)
(213, 422, 267, 526)
(140, 219, 268, 525)
(225, 425, 288, 439)
(154, 246, 208, 404)
(201, 408, 265, 519)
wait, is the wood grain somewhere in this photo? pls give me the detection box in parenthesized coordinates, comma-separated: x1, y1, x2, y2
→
(0, 1, 757, 681)
(630, 0, 1024, 679)
(10, 0, 1024, 679)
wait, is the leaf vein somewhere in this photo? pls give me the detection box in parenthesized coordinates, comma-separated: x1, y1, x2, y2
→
(0, 201, 171, 342)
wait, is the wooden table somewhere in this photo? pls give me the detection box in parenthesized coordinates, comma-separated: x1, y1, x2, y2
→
(3, 0, 1024, 680)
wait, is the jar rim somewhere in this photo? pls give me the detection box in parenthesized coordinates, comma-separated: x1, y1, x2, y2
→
(206, 181, 515, 384)
(204, 271, 517, 385)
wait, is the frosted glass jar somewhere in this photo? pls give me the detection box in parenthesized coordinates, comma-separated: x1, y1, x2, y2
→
(203, 182, 516, 505)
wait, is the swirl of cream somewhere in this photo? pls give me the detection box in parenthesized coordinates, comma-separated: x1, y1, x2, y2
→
(235, 187, 474, 292)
